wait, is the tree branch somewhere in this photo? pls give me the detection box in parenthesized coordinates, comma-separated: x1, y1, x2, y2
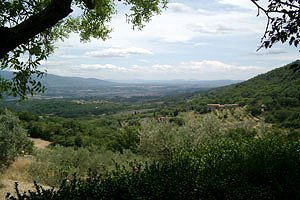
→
(250, 0, 272, 47)
(0, 0, 73, 59)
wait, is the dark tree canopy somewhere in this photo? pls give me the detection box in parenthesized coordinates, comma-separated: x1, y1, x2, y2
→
(1, 0, 300, 98)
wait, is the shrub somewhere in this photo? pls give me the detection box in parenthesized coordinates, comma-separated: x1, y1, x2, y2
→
(138, 113, 223, 160)
(17, 111, 39, 122)
(0, 110, 33, 171)
(168, 117, 185, 126)
(108, 126, 140, 153)
(29, 146, 145, 186)
(8, 134, 300, 200)
(27, 121, 54, 140)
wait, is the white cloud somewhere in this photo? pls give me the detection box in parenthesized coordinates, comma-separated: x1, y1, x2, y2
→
(131, 60, 267, 80)
(44, 43, 274, 81)
(194, 42, 210, 47)
(167, 2, 194, 13)
(183, 60, 262, 72)
(80, 64, 127, 71)
(85, 47, 153, 58)
(218, 0, 256, 10)
(151, 64, 175, 72)
(75, 60, 266, 80)
(55, 1, 266, 52)
(188, 23, 235, 34)
(45, 1, 290, 81)
(136, 1, 266, 44)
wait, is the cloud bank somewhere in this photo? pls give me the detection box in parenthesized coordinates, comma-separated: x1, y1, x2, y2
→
(85, 47, 153, 58)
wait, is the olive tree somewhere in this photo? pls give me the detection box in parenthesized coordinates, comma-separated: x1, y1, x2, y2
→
(0, 110, 33, 170)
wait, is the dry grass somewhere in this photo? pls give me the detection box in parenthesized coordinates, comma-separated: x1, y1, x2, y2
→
(2, 157, 34, 182)
(0, 156, 35, 199)
(29, 138, 51, 149)
(0, 138, 52, 199)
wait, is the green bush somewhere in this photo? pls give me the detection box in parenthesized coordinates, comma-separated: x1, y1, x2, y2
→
(0, 110, 33, 171)
(29, 146, 145, 186)
(9, 134, 300, 200)
(168, 117, 185, 126)
(108, 126, 140, 153)
(17, 111, 39, 122)
(138, 113, 223, 160)
(27, 121, 54, 140)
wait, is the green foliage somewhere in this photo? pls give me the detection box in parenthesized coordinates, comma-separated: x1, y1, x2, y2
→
(22, 114, 143, 152)
(108, 125, 140, 153)
(8, 134, 300, 200)
(0, 99, 152, 118)
(138, 112, 224, 160)
(27, 120, 55, 141)
(0, 0, 55, 98)
(0, 110, 33, 171)
(226, 127, 256, 141)
(29, 146, 145, 186)
(17, 111, 39, 122)
(138, 118, 183, 160)
(168, 116, 184, 126)
(1, 101, 152, 153)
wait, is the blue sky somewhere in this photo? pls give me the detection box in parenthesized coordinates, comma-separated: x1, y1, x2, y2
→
(41, 0, 300, 81)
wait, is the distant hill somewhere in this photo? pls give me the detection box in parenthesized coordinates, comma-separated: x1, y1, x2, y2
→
(109, 79, 241, 87)
(0, 71, 240, 99)
(41, 74, 115, 88)
(0, 71, 240, 89)
(188, 60, 300, 128)
(0, 71, 115, 88)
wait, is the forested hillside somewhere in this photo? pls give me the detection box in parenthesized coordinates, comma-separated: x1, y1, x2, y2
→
(188, 60, 300, 128)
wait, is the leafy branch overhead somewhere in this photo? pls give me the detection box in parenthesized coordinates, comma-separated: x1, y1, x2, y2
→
(251, 0, 300, 50)
(0, 0, 167, 98)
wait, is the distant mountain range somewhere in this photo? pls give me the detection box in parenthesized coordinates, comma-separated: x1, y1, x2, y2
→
(0, 71, 241, 98)
(0, 71, 115, 88)
(0, 71, 241, 88)
(41, 74, 115, 88)
(108, 79, 241, 86)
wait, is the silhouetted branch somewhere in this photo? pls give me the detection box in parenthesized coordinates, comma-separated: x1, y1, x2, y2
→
(0, 0, 73, 59)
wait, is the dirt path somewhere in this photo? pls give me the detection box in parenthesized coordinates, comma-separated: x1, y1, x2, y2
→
(29, 138, 51, 149)
(0, 157, 35, 199)
(0, 138, 51, 199)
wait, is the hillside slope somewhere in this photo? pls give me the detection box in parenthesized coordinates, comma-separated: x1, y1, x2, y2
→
(0, 71, 115, 88)
(189, 60, 300, 128)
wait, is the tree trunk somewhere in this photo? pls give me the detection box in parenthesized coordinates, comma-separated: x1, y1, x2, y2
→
(0, 0, 73, 59)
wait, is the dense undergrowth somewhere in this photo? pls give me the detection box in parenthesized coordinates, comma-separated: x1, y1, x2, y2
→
(6, 133, 300, 200)
(1, 97, 300, 199)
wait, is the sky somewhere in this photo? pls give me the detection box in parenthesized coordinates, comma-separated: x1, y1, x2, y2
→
(42, 0, 300, 81)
